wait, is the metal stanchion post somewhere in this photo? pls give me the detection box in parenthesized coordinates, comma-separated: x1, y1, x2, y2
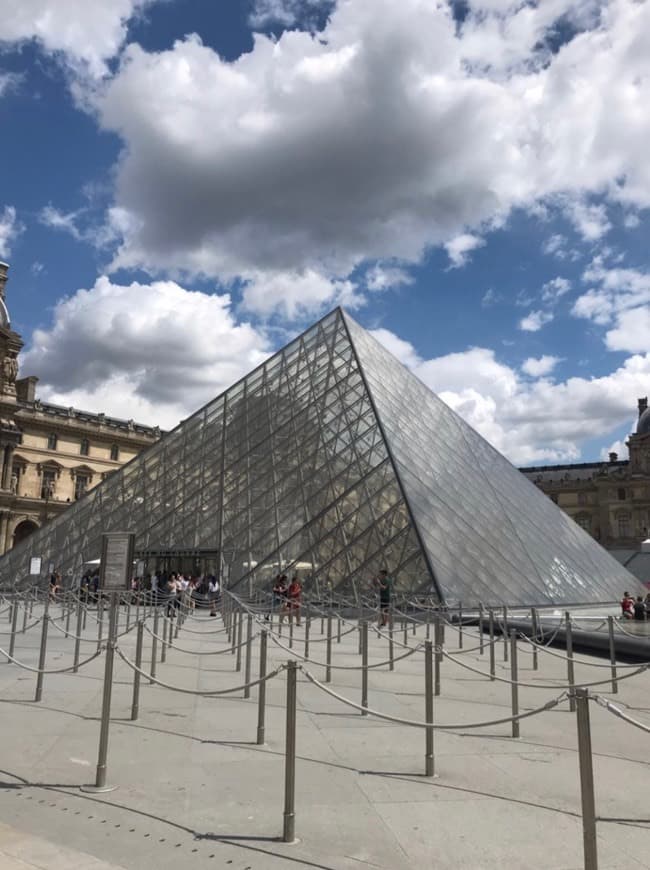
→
(531, 607, 539, 671)
(231, 606, 238, 653)
(8, 601, 18, 661)
(244, 614, 253, 699)
(82, 591, 119, 793)
(425, 605, 431, 640)
(304, 614, 310, 660)
(425, 639, 434, 776)
(489, 610, 496, 680)
(65, 599, 72, 637)
(256, 630, 268, 745)
(236, 611, 244, 672)
(502, 605, 509, 662)
(575, 689, 598, 870)
(566, 611, 576, 713)
(150, 607, 159, 684)
(22, 599, 28, 634)
(403, 618, 408, 647)
(131, 621, 144, 721)
(337, 617, 341, 643)
(126, 600, 131, 632)
(361, 621, 368, 715)
(283, 660, 297, 843)
(479, 603, 485, 654)
(388, 610, 394, 671)
(97, 598, 104, 651)
(161, 614, 168, 663)
(326, 613, 332, 683)
(289, 613, 294, 649)
(34, 598, 50, 702)
(434, 615, 442, 696)
(607, 616, 617, 694)
(458, 602, 463, 649)
(73, 596, 84, 673)
(510, 631, 519, 738)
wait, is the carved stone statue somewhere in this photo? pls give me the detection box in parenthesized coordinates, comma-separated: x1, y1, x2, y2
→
(2, 356, 17, 384)
(10, 473, 17, 495)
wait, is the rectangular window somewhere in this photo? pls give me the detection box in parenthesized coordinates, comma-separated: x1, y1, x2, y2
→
(41, 470, 56, 500)
(110, 444, 119, 461)
(618, 513, 631, 538)
(74, 474, 89, 500)
(618, 488, 626, 500)
(80, 439, 90, 456)
(47, 433, 57, 450)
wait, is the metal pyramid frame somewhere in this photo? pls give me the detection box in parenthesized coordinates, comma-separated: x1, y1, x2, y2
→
(0, 308, 638, 605)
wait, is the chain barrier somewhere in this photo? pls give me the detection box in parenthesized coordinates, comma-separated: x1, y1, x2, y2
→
(265, 625, 423, 670)
(142, 621, 257, 655)
(592, 694, 650, 736)
(115, 645, 284, 695)
(0, 644, 103, 674)
(442, 647, 650, 689)
(300, 665, 567, 729)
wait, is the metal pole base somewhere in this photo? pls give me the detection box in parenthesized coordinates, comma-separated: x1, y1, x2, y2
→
(80, 783, 118, 794)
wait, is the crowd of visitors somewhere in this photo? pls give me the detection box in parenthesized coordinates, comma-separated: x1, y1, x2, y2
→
(620, 590, 650, 620)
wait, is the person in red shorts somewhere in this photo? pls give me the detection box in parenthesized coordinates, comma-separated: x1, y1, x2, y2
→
(286, 576, 302, 626)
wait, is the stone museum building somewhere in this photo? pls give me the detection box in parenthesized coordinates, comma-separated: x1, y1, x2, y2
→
(520, 398, 650, 565)
(0, 262, 160, 555)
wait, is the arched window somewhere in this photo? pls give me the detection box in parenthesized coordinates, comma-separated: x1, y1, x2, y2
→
(47, 433, 57, 450)
(80, 438, 90, 456)
(110, 444, 119, 461)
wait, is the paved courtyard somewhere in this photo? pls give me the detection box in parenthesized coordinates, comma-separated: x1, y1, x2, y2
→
(0, 599, 649, 869)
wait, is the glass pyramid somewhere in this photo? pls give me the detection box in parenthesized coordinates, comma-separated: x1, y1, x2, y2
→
(0, 308, 638, 606)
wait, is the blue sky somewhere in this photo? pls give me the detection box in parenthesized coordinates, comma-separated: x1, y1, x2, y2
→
(1, 0, 649, 465)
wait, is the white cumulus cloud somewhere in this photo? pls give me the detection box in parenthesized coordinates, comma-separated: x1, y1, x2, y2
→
(521, 355, 561, 378)
(0, 206, 22, 259)
(371, 326, 650, 465)
(82, 0, 650, 316)
(519, 310, 554, 332)
(0, 0, 158, 76)
(21, 276, 270, 428)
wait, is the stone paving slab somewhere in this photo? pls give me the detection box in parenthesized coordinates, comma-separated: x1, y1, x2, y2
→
(1, 602, 650, 869)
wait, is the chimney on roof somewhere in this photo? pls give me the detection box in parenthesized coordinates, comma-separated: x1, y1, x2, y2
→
(639, 397, 648, 417)
(0, 262, 8, 300)
(609, 452, 618, 463)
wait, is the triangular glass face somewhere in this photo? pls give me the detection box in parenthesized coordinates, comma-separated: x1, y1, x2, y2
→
(1, 307, 640, 606)
(0, 310, 432, 600)
(343, 311, 639, 606)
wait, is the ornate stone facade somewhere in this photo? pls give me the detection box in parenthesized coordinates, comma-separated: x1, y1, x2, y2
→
(0, 263, 161, 555)
(520, 398, 650, 554)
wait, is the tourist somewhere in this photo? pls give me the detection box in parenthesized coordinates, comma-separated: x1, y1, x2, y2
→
(374, 569, 392, 627)
(633, 596, 646, 621)
(49, 571, 59, 602)
(273, 574, 288, 620)
(209, 575, 219, 617)
(287, 576, 302, 626)
(620, 591, 634, 619)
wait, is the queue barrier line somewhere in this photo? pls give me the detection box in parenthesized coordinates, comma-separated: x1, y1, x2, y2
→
(519, 632, 649, 668)
(0, 645, 103, 674)
(593, 694, 650, 736)
(116, 645, 284, 696)
(143, 621, 256, 655)
(442, 648, 649, 690)
(300, 665, 567, 730)
(264, 624, 423, 670)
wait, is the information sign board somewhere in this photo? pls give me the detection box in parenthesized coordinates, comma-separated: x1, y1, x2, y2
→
(100, 532, 135, 590)
(29, 557, 42, 576)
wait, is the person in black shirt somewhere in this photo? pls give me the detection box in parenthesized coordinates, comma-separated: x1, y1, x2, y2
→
(633, 596, 646, 621)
